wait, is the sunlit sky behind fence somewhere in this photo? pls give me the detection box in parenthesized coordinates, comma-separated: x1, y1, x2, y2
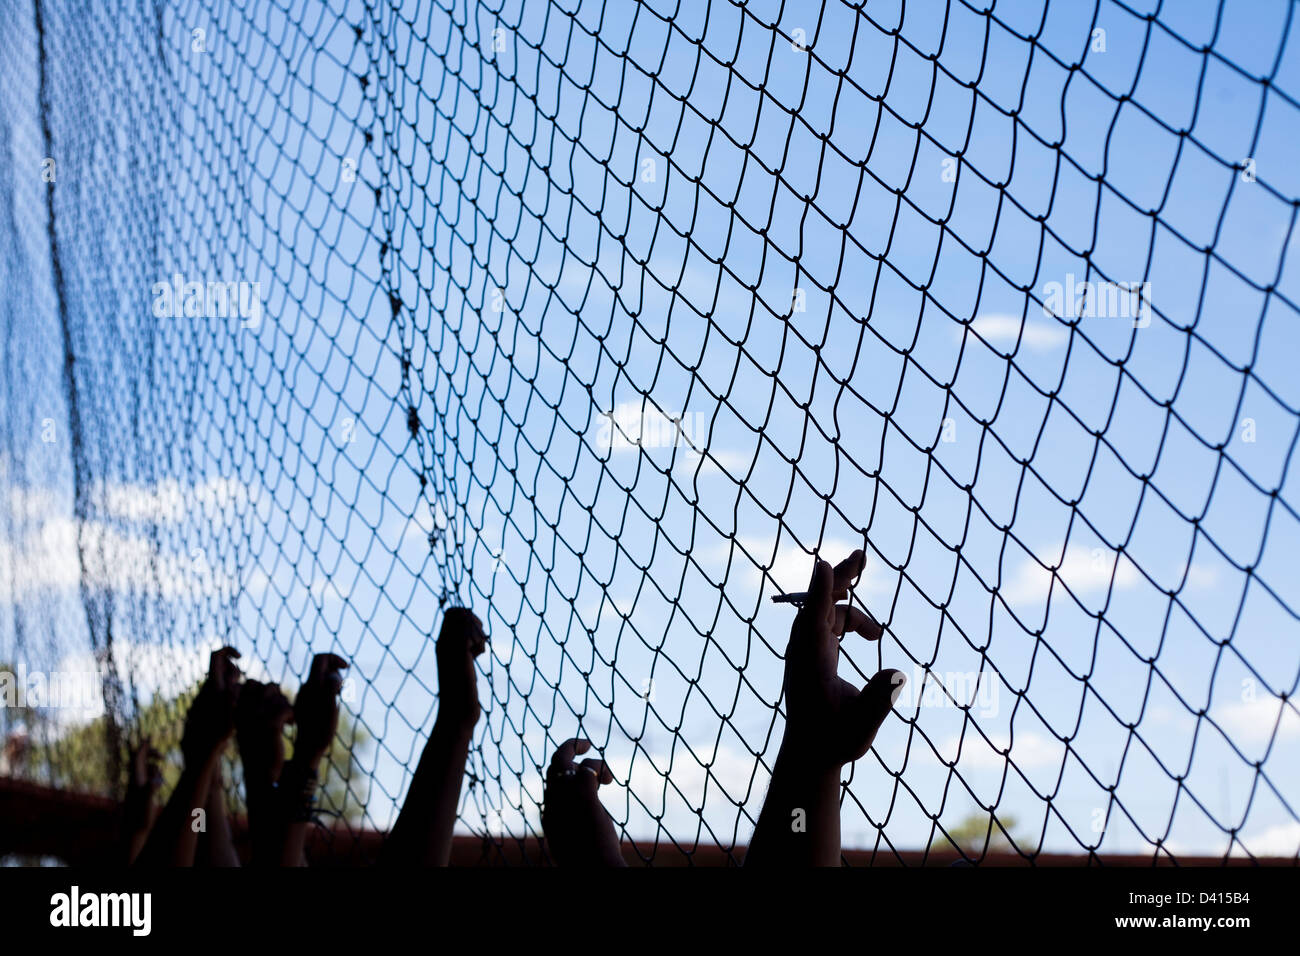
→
(1, 0, 1298, 861)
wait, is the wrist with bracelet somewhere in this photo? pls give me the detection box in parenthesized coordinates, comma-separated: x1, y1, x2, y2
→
(277, 760, 321, 823)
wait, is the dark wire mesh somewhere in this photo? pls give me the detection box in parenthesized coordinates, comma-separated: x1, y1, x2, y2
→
(1, 0, 1298, 865)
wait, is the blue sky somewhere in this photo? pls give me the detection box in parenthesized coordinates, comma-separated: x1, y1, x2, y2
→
(2, 0, 1298, 861)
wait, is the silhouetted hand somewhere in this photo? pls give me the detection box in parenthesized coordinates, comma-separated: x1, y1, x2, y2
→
(121, 738, 162, 864)
(436, 607, 487, 733)
(181, 647, 242, 767)
(127, 738, 163, 800)
(236, 678, 294, 785)
(136, 647, 242, 867)
(783, 551, 901, 770)
(293, 653, 348, 763)
(542, 738, 625, 867)
(379, 607, 486, 866)
(234, 678, 294, 866)
(745, 550, 904, 867)
(265, 653, 348, 867)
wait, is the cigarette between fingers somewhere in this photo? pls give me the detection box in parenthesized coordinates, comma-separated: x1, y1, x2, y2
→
(771, 590, 881, 625)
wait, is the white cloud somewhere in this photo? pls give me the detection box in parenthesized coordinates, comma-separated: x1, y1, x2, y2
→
(579, 535, 876, 635)
(1230, 821, 1300, 859)
(617, 742, 764, 806)
(13, 638, 277, 731)
(941, 731, 1061, 770)
(687, 448, 750, 477)
(736, 536, 891, 602)
(309, 576, 348, 604)
(0, 477, 255, 608)
(92, 476, 255, 523)
(1214, 696, 1300, 744)
(964, 313, 1068, 351)
(1183, 562, 1219, 590)
(447, 739, 770, 845)
(594, 402, 709, 458)
(1001, 543, 1139, 607)
(244, 567, 271, 600)
(607, 742, 769, 839)
(5, 484, 63, 518)
(0, 516, 239, 606)
(392, 499, 444, 553)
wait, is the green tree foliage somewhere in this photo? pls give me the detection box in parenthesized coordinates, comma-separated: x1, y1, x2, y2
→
(931, 809, 1022, 856)
(9, 674, 370, 824)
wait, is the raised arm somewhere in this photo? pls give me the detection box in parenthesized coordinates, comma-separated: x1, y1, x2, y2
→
(234, 678, 295, 865)
(120, 739, 162, 865)
(276, 653, 348, 866)
(381, 608, 486, 866)
(195, 763, 241, 867)
(745, 551, 903, 866)
(134, 647, 242, 867)
(541, 738, 625, 867)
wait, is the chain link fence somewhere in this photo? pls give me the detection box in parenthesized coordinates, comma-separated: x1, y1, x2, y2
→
(1, 0, 1298, 864)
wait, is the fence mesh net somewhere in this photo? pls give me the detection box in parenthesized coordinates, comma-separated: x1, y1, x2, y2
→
(1, 0, 1298, 865)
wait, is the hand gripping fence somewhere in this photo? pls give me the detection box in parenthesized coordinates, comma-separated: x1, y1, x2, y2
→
(0, 0, 1297, 866)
